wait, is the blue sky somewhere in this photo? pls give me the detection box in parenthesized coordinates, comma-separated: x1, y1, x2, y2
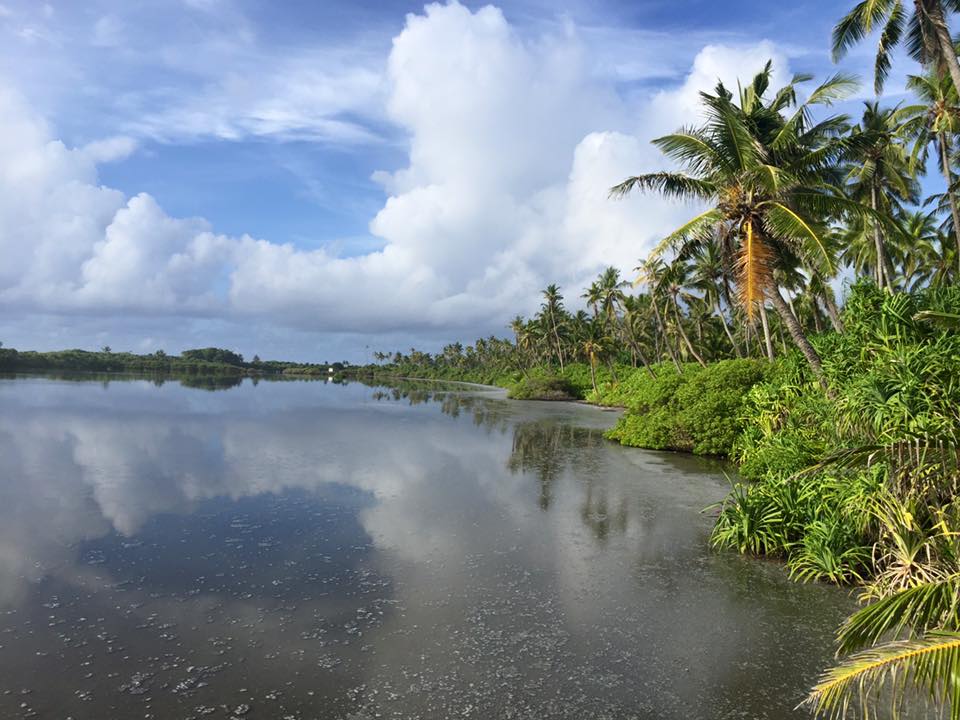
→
(0, 0, 928, 361)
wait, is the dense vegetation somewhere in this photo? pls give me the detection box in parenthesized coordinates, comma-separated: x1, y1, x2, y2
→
(361, 5, 960, 712)
(0, 346, 344, 379)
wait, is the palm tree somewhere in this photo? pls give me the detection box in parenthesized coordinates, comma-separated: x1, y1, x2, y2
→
(582, 281, 602, 320)
(540, 284, 567, 372)
(901, 70, 960, 273)
(596, 266, 629, 326)
(621, 295, 658, 377)
(843, 102, 918, 290)
(900, 209, 946, 288)
(659, 259, 707, 367)
(582, 329, 604, 395)
(689, 235, 743, 357)
(612, 63, 865, 386)
(832, 0, 960, 95)
(636, 258, 684, 372)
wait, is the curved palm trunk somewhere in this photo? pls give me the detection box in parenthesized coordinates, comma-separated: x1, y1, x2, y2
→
(768, 283, 828, 389)
(812, 304, 824, 334)
(549, 311, 565, 372)
(929, 1, 960, 105)
(715, 298, 742, 357)
(652, 300, 682, 373)
(633, 342, 657, 379)
(672, 299, 707, 367)
(822, 292, 844, 333)
(937, 131, 960, 275)
(759, 303, 776, 361)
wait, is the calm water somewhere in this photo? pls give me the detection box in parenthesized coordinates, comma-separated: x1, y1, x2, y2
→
(0, 376, 853, 719)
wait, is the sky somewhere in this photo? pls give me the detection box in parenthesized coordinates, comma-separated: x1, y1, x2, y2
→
(0, 0, 922, 362)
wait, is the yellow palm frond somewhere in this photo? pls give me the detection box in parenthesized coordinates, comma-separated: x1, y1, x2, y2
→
(736, 218, 774, 319)
(805, 631, 960, 720)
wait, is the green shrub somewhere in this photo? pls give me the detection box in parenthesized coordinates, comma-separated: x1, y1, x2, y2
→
(507, 374, 578, 400)
(604, 359, 770, 456)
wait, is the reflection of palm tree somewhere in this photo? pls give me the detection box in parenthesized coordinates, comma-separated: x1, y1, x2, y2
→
(507, 420, 604, 511)
(579, 481, 629, 544)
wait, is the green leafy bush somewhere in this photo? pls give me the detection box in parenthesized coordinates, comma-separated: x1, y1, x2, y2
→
(507, 374, 578, 400)
(604, 359, 771, 456)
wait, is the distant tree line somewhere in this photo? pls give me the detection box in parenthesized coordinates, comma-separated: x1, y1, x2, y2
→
(0, 346, 345, 378)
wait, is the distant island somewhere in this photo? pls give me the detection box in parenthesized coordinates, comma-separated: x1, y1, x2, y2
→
(0, 345, 349, 379)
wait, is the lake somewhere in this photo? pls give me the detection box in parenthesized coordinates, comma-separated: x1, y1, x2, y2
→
(0, 375, 853, 719)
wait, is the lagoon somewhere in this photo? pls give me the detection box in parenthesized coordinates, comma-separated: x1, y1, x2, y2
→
(0, 376, 851, 719)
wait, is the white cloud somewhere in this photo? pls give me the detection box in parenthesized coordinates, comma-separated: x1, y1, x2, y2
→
(128, 48, 386, 144)
(91, 14, 123, 48)
(80, 134, 137, 163)
(0, 1, 793, 345)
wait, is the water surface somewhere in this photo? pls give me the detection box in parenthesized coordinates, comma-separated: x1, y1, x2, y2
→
(0, 376, 852, 719)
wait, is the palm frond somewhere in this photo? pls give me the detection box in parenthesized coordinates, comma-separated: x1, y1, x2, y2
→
(735, 218, 773, 318)
(832, 0, 896, 61)
(648, 208, 725, 260)
(702, 93, 765, 171)
(914, 310, 960, 330)
(609, 173, 716, 201)
(651, 130, 728, 174)
(760, 201, 834, 271)
(874, 1, 906, 93)
(807, 72, 861, 106)
(805, 631, 960, 720)
(838, 576, 960, 655)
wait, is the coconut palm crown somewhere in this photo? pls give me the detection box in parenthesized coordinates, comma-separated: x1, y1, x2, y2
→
(611, 62, 871, 384)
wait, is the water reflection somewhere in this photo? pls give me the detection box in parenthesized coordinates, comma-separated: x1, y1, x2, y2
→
(0, 377, 855, 719)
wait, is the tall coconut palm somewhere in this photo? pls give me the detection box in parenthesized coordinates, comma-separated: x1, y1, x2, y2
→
(582, 281, 602, 320)
(689, 235, 743, 357)
(843, 102, 919, 290)
(659, 259, 707, 367)
(540, 284, 567, 372)
(621, 295, 657, 377)
(901, 70, 960, 273)
(636, 258, 684, 372)
(596, 266, 629, 326)
(900, 209, 946, 288)
(832, 0, 960, 95)
(612, 63, 866, 386)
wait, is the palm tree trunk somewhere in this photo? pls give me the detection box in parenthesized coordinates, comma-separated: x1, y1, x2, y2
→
(633, 342, 657, 379)
(589, 357, 598, 394)
(929, 0, 960, 104)
(672, 300, 706, 367)
(768, 284, 828, 389)
(822, 292, 844, 333)
(607, 356, 618, 383)
(871, 185, 894, 290)
(550, 312, 565, 372)
(715, 298, 742, 357)
(811, 303, 824, 334)
(938, 131, 960, 275)
(652, 300, 682, 373)
(759, 303, 776, 361)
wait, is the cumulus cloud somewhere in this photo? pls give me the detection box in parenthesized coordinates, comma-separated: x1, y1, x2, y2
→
(0, 0, 791, 346)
